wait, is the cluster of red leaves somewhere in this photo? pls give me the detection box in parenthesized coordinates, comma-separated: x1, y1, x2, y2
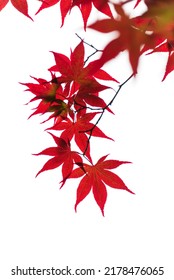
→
(22, 41, 134, 215)
(5, 0, 174, 213)
(2, 0, 174, 79)
(133, 0, 174, 80)
(89, 0, 174, 79)
(36, 0, 113, 30)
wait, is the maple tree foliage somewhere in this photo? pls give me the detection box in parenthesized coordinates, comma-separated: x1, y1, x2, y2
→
(69, 155, 134, 215)
(21, 37, 134, 214)
(35, 0, 113, 30)
(0, 0, 32, 19)
(2, 0, 174, 214)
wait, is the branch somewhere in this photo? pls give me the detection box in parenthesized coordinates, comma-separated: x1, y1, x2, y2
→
(81, 73, 134, 157)
(75, 33, 103, 65)
(73, 99, 104, 113)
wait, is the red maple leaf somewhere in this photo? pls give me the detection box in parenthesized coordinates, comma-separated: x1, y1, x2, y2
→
(48, 112, 113, 162)
(132, 1, 174, 79)
(69, 155, 134, 215)
(72, 0, 113, 30)
(36, 0, 113, 29)
(74, 82, 114, 114)
(146, 41, 174, 81)
(36, 0, 71, 26)
(162, 52, 174, 81)
(21, 75, 73, 122)
(49, 41, 119, 96)
(34, 133, 82, 183)
(134, 0, 142, 8)
(0, 0, 32, 19)
(89, 4, 151, 74)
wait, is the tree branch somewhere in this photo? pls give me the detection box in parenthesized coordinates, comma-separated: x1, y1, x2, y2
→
(75, 33, 103, 65)
(81, 73, 134, 157)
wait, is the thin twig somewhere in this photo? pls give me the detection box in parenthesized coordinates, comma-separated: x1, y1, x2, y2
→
(75, 33, 103, 65)
(73, 35, 134, 159)
(74, 99, 104, 113)
(81, 73, 134, 156)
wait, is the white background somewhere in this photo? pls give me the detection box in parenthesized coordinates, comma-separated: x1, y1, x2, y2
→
(0, 1, 174, 279)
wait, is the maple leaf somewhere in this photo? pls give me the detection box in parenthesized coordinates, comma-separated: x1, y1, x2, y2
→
(146, 40, 174, 80)
(72, 0, 113, 30)
(36, 0, 113, 29)
(134, 0, 142, 8)
(69, 155, 134, 215)
(21, 75, 73, 122)
(35, 0, 70, 27)
(49, 41, 118, 96)
(89, 4, 150, 74)
(47, 112, 113, 162)
(0, 0, 32, 19)
(74, 83, 114, 114)
(34, 133, 82, 183)
(132, 1, 174, 78)
(0, 0, 8, 10)
(162, 52, 174, 81)
(142, 1, 174, 41)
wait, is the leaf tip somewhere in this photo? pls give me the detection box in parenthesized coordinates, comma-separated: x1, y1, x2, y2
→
(74, 203, 78, 213)
(128, 188, 135, 195)
(101, 209, 105, 216)
(35, 171, 40, 178)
